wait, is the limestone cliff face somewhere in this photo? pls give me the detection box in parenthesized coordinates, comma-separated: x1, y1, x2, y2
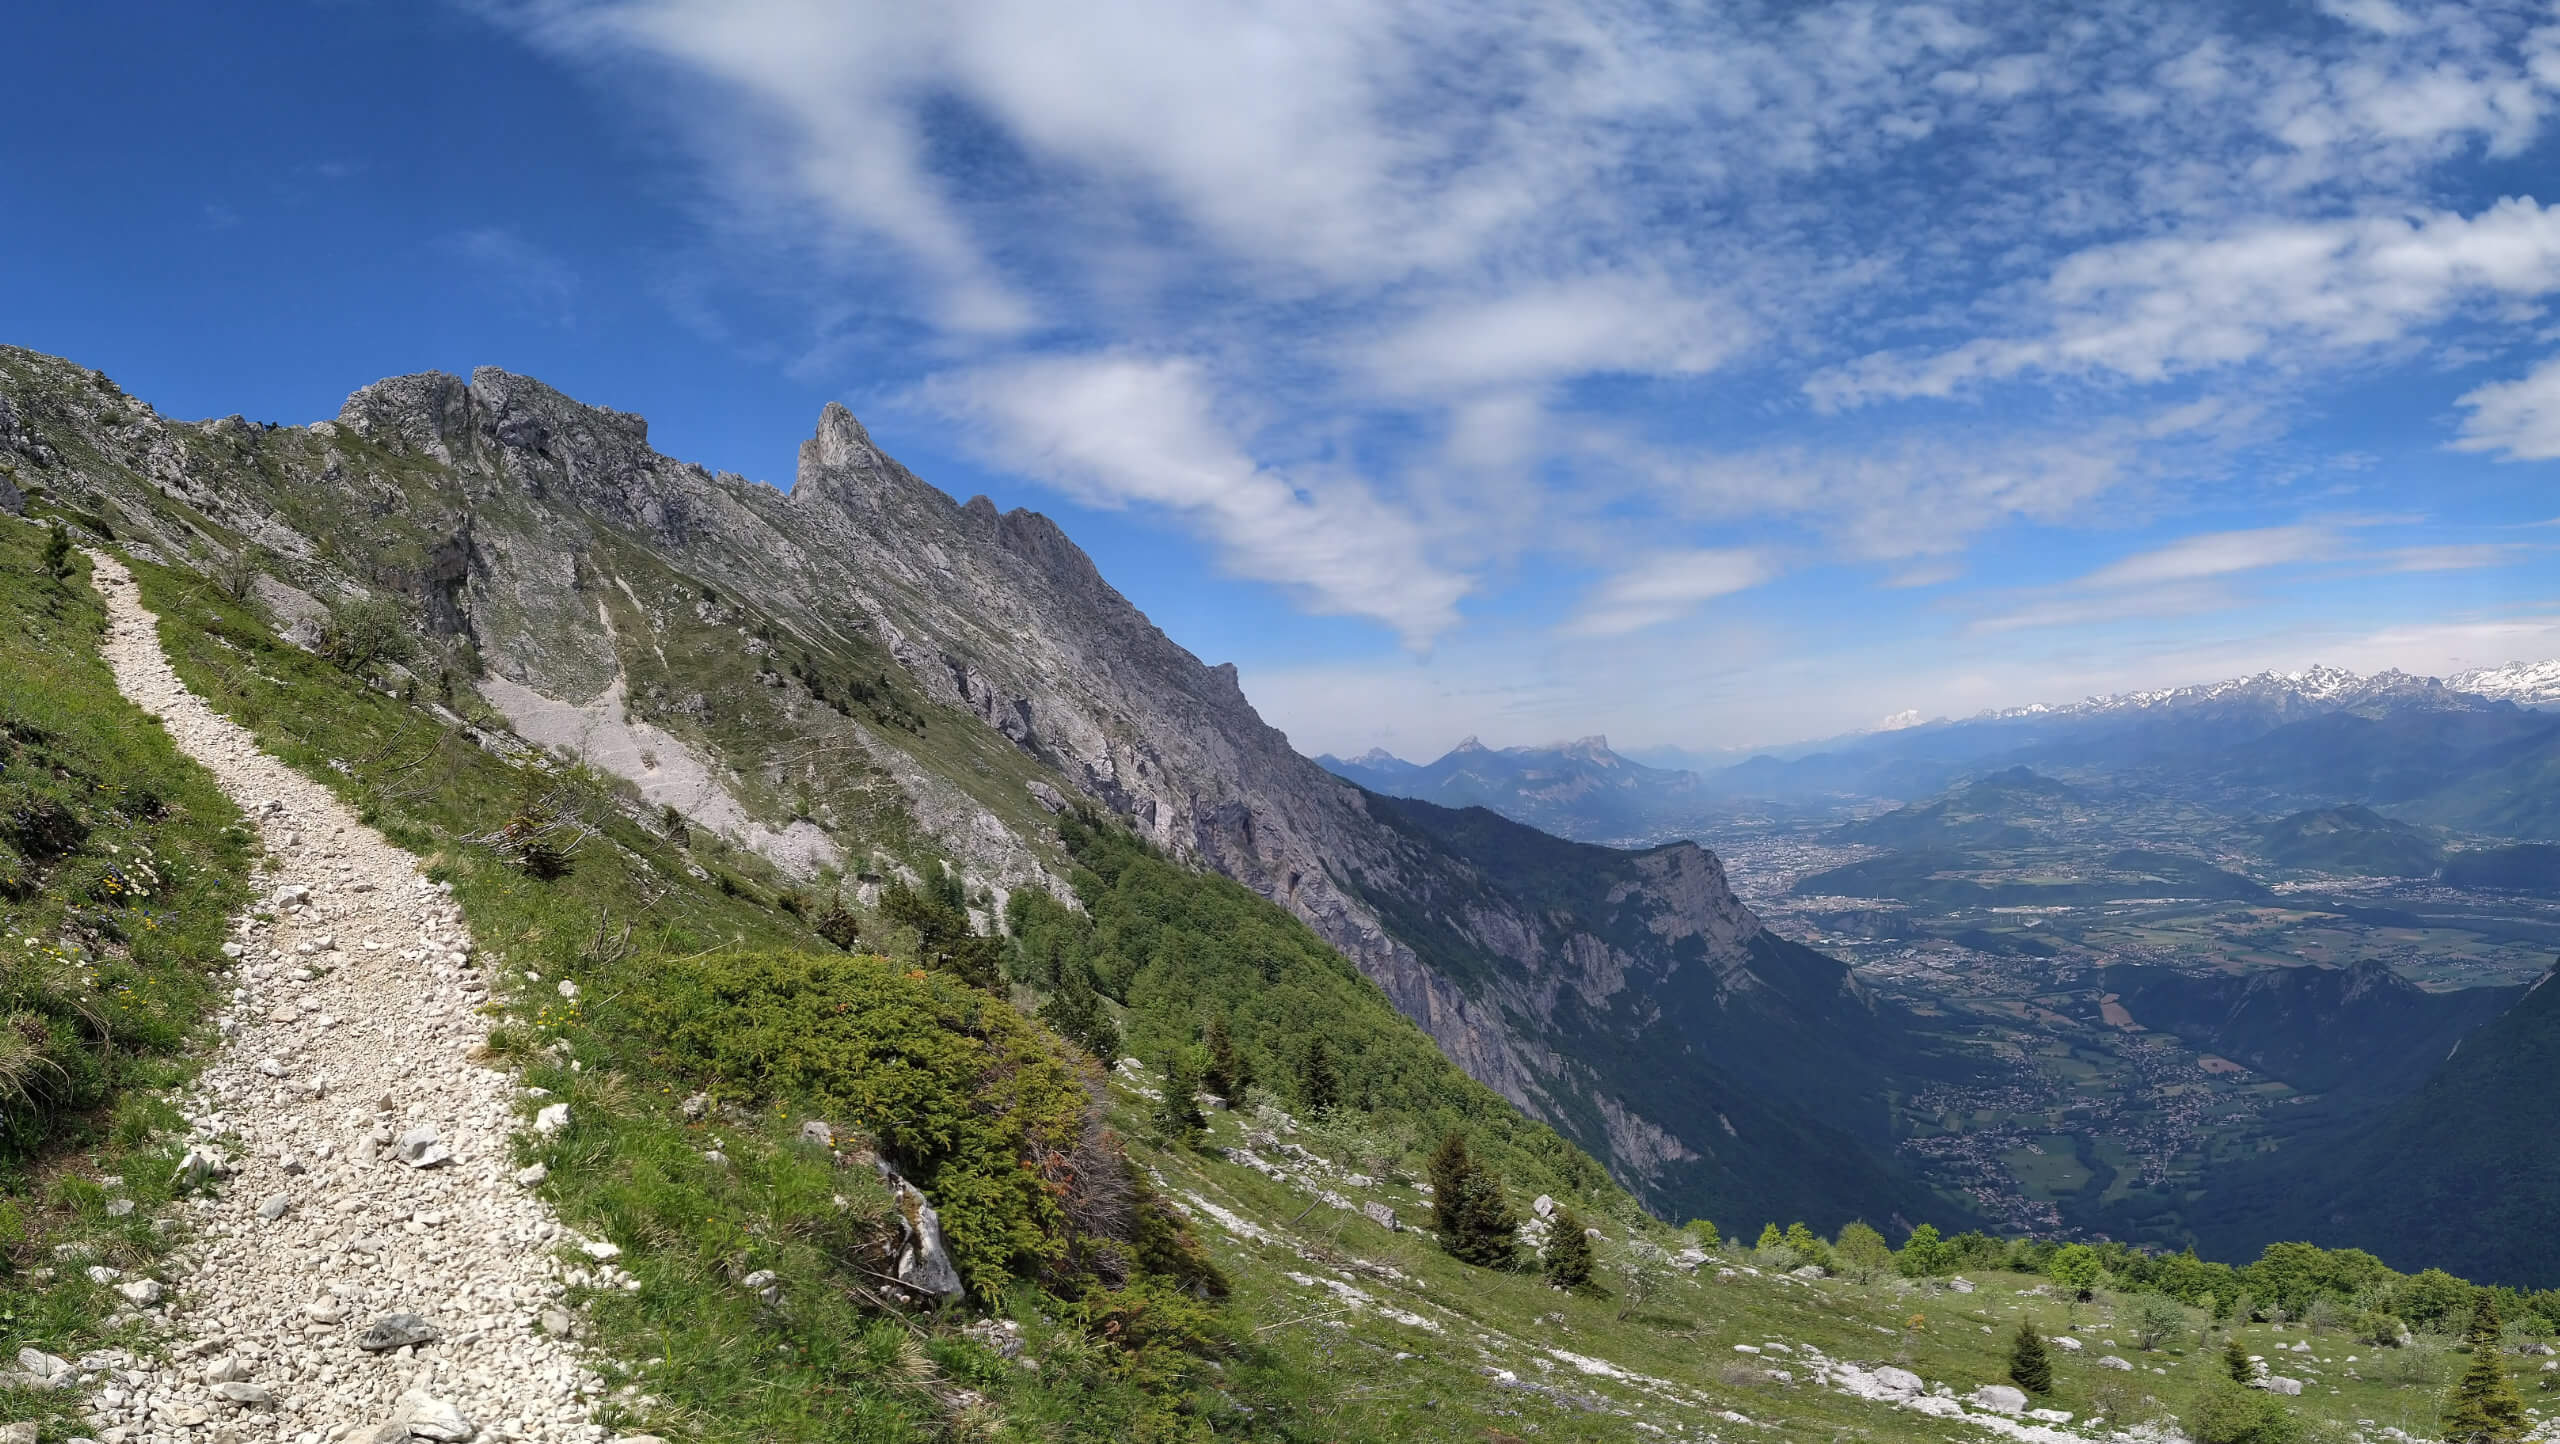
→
(0, 346, 1947, 1226)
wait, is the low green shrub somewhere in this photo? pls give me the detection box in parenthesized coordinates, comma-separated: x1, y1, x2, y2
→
(610, 947, 1214, 1300)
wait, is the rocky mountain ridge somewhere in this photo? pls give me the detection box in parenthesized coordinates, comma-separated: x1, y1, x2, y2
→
(2450, 657, 2560, 708)
(0, 346, 1943, 1228)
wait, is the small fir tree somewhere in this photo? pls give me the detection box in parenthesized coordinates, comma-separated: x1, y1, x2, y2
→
(1683, 1218, 1721, 1248)
(2224, 1335, 2255, 1384)
(2009, 1320, 2054, 1395)
(814, 890, 861, 950)
(1037, 970, 1120, 1063)
(1756, 1222, 1786, 1252)
(1152, 1049, 1207, 1145)
(1298, 1036, 1341, 1115)
(2441, 1297, 2528, 1444)
(42, 519, 73, 580)
(1543, 1207, 1595, 1291)
(1201, 1017, 1251, 1101)
(1428, 1130, 1518, 1268)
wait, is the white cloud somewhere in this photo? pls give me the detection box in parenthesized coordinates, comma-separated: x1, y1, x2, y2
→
(471, 0, 2560, 741)
(1618, 415, 2219, 565)
(917, 352, 1469, 644)
(1358, 277, 1749, 398)
(2453, 352, 2560, 459)
(1969, 582, 2242, 636)
(2372, 542, 2535, 572)
(2077, 524, 2341, 588)
(1564, 548, 1777, 637)
(1813, 199, 2560, 405)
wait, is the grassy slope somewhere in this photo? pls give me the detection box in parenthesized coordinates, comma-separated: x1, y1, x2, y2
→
(125, 550, 1350, 1441)
(0, 516, 254, 1437)
(113, 538, 2560, 1444)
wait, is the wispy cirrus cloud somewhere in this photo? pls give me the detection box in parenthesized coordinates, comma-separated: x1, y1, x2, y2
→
(916, 352, 1470, 645)
(1810, 200, 2560, 407)
(2076, 524, 2343, 588)
(1563, 548, 1777, 638)
(466, 0, 2560, 742)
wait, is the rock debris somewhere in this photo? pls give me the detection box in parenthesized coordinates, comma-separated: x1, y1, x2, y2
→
(76, 553, 652, 1444)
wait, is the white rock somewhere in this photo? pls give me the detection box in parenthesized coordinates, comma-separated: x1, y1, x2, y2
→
(1967, 1385, 2028, 1414)
(115, 1278, 165, 1306)
(533, 1103, 570, 1135)
(395, 1126, 452, 1168)
(399, 1389, 477, 1441)
(2097, 1355, 2135, 1371)
(1873, 1366, 1924, 1397)
(2052, 1336, 2082, 1351)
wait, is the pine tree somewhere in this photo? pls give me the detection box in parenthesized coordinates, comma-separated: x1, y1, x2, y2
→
(1037, 969, 1120, 1064)
(1152, 1049, 1207, 1145)
(2442, 1297, 2528, 1444)
(1201, 1017, 1251, 1101)
(1543, 1207, 1595, 1290)
(2009, 1321, 2054, 1395)
(42, 519, 73, 580)
(2224, 1335, 2255, 1384)
(1428, 1131, 1518, 1268)
(814, 890, 861, 950)
(1298, 1036, 1340, 1115)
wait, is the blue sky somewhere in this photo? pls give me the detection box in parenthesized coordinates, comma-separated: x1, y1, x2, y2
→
(7, 1, 2559, 758)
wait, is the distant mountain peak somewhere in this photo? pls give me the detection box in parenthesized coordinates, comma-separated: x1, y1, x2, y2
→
(1972, 658, 2530, 724)
(1351, 746, 1407, 767)
(1451, 734, 1488, 753)
(2450, 658, 2560, 707)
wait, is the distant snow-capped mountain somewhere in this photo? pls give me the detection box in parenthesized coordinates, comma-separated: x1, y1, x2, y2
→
(2450, 659, 2560, 708)
(1977, 662, 2531, 723)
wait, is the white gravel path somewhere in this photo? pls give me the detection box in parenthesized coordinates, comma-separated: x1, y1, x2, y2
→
(76, 554, 653, 1444)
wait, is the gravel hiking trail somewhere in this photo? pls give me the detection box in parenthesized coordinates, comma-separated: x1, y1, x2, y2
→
(74, 552, 651, 1444)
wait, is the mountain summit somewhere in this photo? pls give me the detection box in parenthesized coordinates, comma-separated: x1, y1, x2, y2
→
(0, 345, 1946, 1229)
